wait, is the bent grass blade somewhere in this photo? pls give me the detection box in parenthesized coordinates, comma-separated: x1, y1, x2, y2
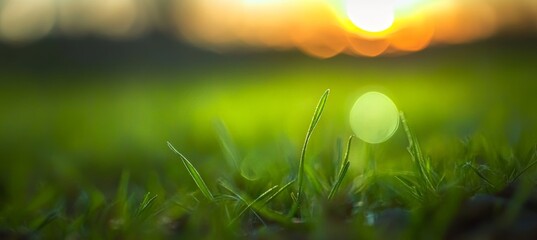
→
(168, 141, 215, 201)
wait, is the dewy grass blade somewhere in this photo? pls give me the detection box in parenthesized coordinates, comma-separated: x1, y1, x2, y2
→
(295, 89, 330, 215)
(328, 135, 353, 200)
(168, 141, 215, 201)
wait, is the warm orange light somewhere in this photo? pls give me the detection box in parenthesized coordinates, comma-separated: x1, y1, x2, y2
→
(171, 0, 515, 58)
(0, 0, 534, 57)
(345, 0, 395, 33)
(389, 12, 434, 52)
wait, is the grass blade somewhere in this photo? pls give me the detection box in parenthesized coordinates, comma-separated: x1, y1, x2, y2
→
(467, 163, 495, 188)
(33, 209, 60, 232)
(295, 89, 330, 215)
(339, 136, 353, 173)
(400, 112, 437, 193)
(115, 170, 130, 222)
(328, 161, 350, 200)
(328, 135, 353, 200)
(219, 179, 293, 226)
(262, 179, 296, 206)
(214, 120, 240, 171)
(116, 170, 130, 203)
(394, 175, 423, 202)
(305, 165, 329, 195)
(230, 185, 279, 224)
(510, 151, 537, 182)
(168, 141, 215, 201)
(136, 192, 158, 217)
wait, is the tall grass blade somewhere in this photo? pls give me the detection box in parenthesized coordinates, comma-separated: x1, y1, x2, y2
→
(115, 170, 130, 221)
(215, 120, 240, 171)
(400, 112, 437, 193)
(295, 89, 330, 214)
(335, 137, 343, 170)
(116, 170, 130, 203)
(328, 135, 353, 200)
(328, 161, 350, 200)
(168, 141, 215, 201)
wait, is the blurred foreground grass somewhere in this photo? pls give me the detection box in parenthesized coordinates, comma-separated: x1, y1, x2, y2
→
(1, 42, 537, 238)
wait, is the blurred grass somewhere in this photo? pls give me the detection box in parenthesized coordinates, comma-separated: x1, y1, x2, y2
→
(1, 42, 537, 238)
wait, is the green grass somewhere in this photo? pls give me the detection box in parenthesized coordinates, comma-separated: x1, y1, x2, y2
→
(165, 90, 536, 239)
(21, 88, 533, 239)
(2, 44, 537, 238)
(2, 90, 537, 239)
(292, 88, 330, 218)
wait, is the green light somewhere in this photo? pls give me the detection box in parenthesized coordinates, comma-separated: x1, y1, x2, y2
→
(350, 91, 399, 144)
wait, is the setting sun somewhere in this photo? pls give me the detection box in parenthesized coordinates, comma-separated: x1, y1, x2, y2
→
(345, 0, 395, 33)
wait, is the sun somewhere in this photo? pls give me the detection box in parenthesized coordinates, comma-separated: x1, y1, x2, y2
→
(345, 0, 395, 33)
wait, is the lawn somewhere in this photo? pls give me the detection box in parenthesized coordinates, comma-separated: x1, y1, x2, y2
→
(1, 39, 537, 239)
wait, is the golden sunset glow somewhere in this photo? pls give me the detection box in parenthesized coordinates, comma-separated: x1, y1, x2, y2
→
(173, 0, 536, 57)
(345, 0, 395, 33)
(0, 0, 536, 57)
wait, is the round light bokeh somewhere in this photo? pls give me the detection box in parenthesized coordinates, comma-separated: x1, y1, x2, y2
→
(350, 91, 400, 144)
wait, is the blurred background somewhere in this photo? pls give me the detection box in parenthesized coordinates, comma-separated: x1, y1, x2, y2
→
(1, 0, 537, 229)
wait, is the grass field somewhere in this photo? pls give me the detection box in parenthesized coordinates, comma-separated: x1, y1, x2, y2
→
(1, 40, 537, 239)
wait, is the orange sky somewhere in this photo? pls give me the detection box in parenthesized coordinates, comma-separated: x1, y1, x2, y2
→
(1, 0, 536, 57)
(174, 0, 536, 57)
